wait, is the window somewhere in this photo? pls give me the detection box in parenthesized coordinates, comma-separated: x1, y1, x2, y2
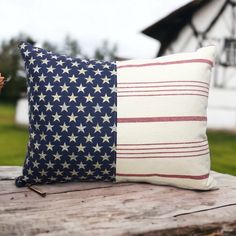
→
(225, 38, 236, 66)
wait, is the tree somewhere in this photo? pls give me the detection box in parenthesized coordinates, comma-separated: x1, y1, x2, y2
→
(0, 34, 35, 102)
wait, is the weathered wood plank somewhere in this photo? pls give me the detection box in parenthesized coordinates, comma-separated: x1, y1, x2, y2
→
(0, 166, 236, 236)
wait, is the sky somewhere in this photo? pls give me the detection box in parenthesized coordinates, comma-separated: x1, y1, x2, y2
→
(0, 0, 190, 58)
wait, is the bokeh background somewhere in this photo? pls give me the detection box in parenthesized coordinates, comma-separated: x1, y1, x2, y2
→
(0, 0, 235, 175)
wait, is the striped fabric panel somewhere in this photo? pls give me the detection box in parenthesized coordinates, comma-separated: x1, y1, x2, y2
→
(116, 46, 217, 190)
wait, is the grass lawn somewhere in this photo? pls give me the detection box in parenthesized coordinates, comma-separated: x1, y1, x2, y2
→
(0, 102, 235, 175)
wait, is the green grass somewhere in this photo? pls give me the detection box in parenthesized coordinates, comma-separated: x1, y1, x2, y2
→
(0, 102, 28, 166)
(0, 102, 235, 176)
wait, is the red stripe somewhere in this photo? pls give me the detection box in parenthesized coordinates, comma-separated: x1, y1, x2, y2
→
(118, 93, 208, 98)
(117, 59, 213, 69)
(117, 147, 209, 155)
(117, 116, 207, 123)
(116, 172, 209, 180)
(117, 143, 209, 150)
(117, 89, 208, 94)
(117, 152, 209, 159)
(118, 80, 209, 86)
(117, 140, 207, 146)
(118, 84, 209, 90)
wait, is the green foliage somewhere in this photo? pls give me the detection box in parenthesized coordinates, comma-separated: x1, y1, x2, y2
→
(0, 34, 35, 101)
(0, 102, 235, 176)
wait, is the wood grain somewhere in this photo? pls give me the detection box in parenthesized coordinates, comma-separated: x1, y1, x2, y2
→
(0, 166, 236, 235)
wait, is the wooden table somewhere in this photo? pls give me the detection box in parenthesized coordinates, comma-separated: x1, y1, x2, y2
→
(0, 166, 236, 235)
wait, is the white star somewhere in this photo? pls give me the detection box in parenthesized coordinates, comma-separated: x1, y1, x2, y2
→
(77, 143, 85, 152)
(102, 76, 110, 84)
(71, 61, 79, 67)
(110, 124, 117, 133)
(56, 60, 64, 66)
(46, 122, 54, 131)
(53, 133, 61, 142)
(84, 93, 94, 103)
(41, 58, 49, 64)
(93, 103, 103, 113)
(76, 103, 86, 112)
(53, 152, 62, 160)
(38, 92, 46, 101)
(39, 112, 46, 121)
(85, 76, 94, 84)
(77, 84, 86, 93)
(20, 43, 26, 49)
(47, 65, 55, 73)
(45, 83, 53, 91)
(23, 50, 30, 57)
(101, 153, 110, 161)
(45, 102, 53, 111)
(101, 134, 110, 143)
(60, 123, 69, 132)
(37, 52, 44, 57)
(70, 169, 78, 176)
(93, 143, 102, 152)
(85, 153, 93, 161)
(109, 104, 117, 112)
(102, 113, 111, 123)
(110, 69, 116, 76)
(110, 85, 117, 93)
(46, 142, 54, 151)
(53, 74, 62, 82)
(40, 132, 47, 141)
(68, 133, 77, 142)
(103, 64, 110, 69)
(69, 153, 77, 161)
(55, 169, 63, 176)
(85, 113, 94, 123)
(93, 123, 102, 133)
(93, 84, 102, 93)
(34, 141, 40, 150)
(39, 74, 47, 82)
(88, 63, 94, 68)
(60, 83, 69, 92)
(94, 69, 102, 75)
(34, 122, 40, 130)
(39, 151, 46, 159)
(78, 162, 86, 169)
(62, 66, 71, 74)
(68, 93, 77, 102)
(68, 113, 77, 122)
(39, 169, 48, 177)
(61, 161, 70, 169)
(85, 134, 94, 143)
(61, 143, 69, 152)
(52, 112, 61, 122)
(52, 92, 61, 102)
(33, 160, 40, 168)
(78, 68, 87, 74)
(33, 65, 41, 73)
(69, 75, 77, 83)
(110, 143, 116, 152)
(86, 170, 94, 176)
(93, 162, 102, 169)
(101, 94, 110, 103)
(29, 57, 35, 65)
(46, 161, 55, 169)
(33, 84, 39, 92)
(77, 123, 86, 133)
(60, 103, 69, 112)
(33, 103, 39, 111)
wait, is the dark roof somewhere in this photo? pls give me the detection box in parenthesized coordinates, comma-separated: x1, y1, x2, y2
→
(142, 0, 213, 56)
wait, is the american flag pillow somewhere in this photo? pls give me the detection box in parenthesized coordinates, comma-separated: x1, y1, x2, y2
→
(16, 42, 216, 190)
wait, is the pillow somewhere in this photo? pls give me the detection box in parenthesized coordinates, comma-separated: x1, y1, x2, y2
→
(16, 42, 216, 190)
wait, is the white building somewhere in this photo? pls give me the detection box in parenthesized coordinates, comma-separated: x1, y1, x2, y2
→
(142, 0, 236, 130)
